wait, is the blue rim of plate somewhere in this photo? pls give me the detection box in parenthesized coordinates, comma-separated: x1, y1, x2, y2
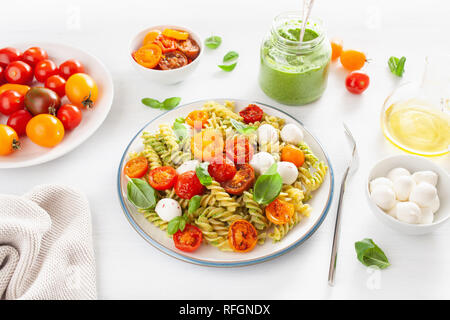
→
(117, 99, 335, 267)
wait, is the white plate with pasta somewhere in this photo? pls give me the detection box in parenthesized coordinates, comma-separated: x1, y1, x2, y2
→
(117, 99, 334, 267)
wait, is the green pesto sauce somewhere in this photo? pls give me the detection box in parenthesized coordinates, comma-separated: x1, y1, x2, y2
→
(259, 24, 331, 106)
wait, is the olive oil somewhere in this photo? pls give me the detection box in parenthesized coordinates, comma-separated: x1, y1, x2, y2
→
(382, 99, 450, 155)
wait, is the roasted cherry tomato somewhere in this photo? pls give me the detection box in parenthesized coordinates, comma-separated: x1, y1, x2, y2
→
(173, 224, 203, 252)
(142, 30, 162, 46)
(154, 35, 177, 53)
(265, 198, 294, 225)
(239, 104, 264, 124)
(147, 166, 178, 190)
(25, 87, 61, 116)
(65, 73, 98, 108)
(0, 84, 30, 96)
(58, 59, 85, 80)
(222, 164, 255, 195)
(345, 71, 370, 94)
(26, 114, 65, 148)
(45, 75, 66, 97)
(7, 109, 32, 136)
(191, 128, 224, 161)
(281, 145, 305, 167)
(225, 136, 254, 165)
(158, 50, 188, 70)
(0, 90, 24, 115)
(208, 157, 237, 183)
(174, 170, 204, 199)
(340, 49, 366, 71)
(5, 61, 33, 85)
(132, 44, 162, 69)
(124, 156, 149, 178)
(0, 124, 20, 155)
(186, 110, 209, 128)
(56, 104, 82, 130)
(0, 47, 22, 68)
(330, 38, 343, 61)
(162, 29, 189, 41)
(228, 220, 258, 252)
(177, 38, 200, 60)
(34, 59, 59, 83)
(22, 47, 48, 67)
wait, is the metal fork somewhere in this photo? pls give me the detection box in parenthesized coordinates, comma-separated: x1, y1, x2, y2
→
(328, 123, 359, 286)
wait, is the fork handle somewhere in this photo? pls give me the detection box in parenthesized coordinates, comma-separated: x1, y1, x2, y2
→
(327, 166, 350, 286)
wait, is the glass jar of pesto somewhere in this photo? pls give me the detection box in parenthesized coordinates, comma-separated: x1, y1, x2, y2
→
(259, 12, 331, 105)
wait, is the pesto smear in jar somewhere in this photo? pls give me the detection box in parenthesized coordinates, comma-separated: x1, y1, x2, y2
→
(259, 17, 331, 105)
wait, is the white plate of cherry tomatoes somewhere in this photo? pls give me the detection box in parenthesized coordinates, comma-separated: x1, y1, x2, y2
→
(0, 42, 113, 168)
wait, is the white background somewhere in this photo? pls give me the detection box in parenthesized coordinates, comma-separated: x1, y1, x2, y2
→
(1, 0, 449, 299)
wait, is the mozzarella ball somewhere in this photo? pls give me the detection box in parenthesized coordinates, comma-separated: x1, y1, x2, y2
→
(257, 124, 278, 145)
(280, 124, 304, 145)
(396, 201, 421, 224)
(430, 196, 440, 214)
(409, 182, 437, 207)
(386, 201, 399, 219)
(369, 177, 394, 193)
(250, 152, 275, 175)
(176, 160, 200, 175)
(155, 198, 182, 222)
(387, 167, 411, 182)
(412, 171, 438, 187)
(393, 175, 416, 201)
(419, 207, 434, 225)
(371, 185, 396, 211)
(277, 161, 299, 185)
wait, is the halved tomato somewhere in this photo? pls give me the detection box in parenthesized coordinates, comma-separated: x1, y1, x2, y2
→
(124, 156, 148, 178)
(173, 224, 203, 252)
(191, 128, 224, 161)
(143, 30, 162, 46)
(132, 44, 162, 69)
(147, 166, 177, 190)
(177, 38, 200, 60)
(225, 136, 254, 165)
(228, 220, 258, 252)
(186, 110, 209, 129)
(154, 35, 177, 53)
(265, 198, 294, 225)
(158, 50, 188, 70)
(221, 163, 254, 195)
(162, 29, 189, 41)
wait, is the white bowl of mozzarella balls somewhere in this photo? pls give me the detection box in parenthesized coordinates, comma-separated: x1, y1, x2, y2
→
(367, 155, 450, 235)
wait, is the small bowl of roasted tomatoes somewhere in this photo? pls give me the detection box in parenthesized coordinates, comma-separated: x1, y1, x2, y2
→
(130, 25, 203, 85)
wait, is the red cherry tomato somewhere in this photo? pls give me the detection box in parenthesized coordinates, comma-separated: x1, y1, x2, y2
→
(174, 170, 204, 199)
(45, 75, 66, 97)
(58, 59, 85, 80)
(221, 164, 255, 195)
(5, 61, 33, 84)
(225, 136, 254, 165)
(173, 224, 203, 252)
(7, 109, 32, 136)
(34, 59, 58, 83)
(0, 47, 22, 68)
(56, 104, 82, 130)
(22, 47, 48, 67)
(147, 166, 178, 191)
(0, 66, 4, 84)
(0, 90, 24, 115)
(208, 157, 237, 182)
(154, 35, 177, 53)
(239, 104, 264, 124)
(345, 71, 370, 94)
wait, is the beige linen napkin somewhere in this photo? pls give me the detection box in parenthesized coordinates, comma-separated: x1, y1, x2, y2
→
(0, 184, 96, 300)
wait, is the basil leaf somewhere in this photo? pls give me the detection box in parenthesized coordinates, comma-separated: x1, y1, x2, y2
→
(127, 178, 157, 209)
(388, 56, 406, 77)
(167, 216, 182, 235)
(223, 51, 239, 63)
(218, 62, 237, 72)
(230, 118, 257, 135)
(188, 195, 202, 214)
(142, 98, 163, 109)
(196, 162, 212, 186)
(355, 238, 390, 269)
(175, 117, 185, 124)
(179, 217, 186, 232)
(205, 36, 222, 49)
(253, 163, 282, 205)
(173, 121, 188, 143)
(162, 97, 181, 110)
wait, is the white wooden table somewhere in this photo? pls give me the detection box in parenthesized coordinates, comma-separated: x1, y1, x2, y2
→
(1, 0, 449, 299)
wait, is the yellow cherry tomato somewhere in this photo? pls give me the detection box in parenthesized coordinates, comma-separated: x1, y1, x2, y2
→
(340, 49, 367, 71)
(65, 73, 98, 108)
(26, 114, 65, 148)
(143, 30, 162, 45)
(330, 38, 343, 61)
(0, 84, 30, 96)
(162, 29, 189, 41)
(0, 124, 20, 155)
